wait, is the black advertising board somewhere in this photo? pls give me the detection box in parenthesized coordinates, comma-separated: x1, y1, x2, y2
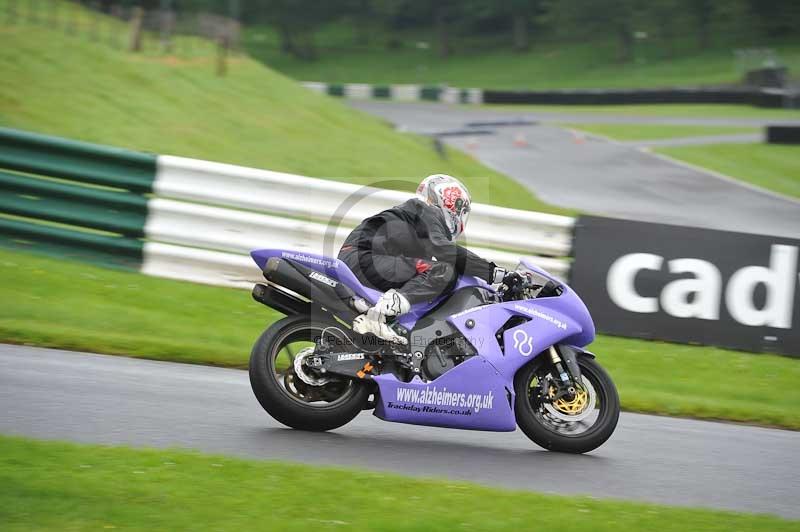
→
(570, 216, 799, 356)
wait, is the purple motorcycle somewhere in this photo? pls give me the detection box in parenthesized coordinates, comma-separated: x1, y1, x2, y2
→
(248, 248, 619, 454)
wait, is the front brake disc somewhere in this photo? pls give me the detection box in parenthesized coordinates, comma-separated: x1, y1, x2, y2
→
(543, 376, 596, 422)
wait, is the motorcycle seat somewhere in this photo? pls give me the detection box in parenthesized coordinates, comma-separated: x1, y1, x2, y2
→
(320, 256, 382, 305)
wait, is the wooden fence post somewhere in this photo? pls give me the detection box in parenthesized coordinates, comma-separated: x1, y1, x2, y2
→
(128, 6, 144, 52)
(216, 35, 229, 76)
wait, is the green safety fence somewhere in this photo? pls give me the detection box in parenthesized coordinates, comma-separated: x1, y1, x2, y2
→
(372, 86, 391, 99)
(0, 171, 148, 236)
(326, 84, 345, 97)
(0, 218, 144, 269)
(0, 128, 156, 268)
(0, 127, 156, 192)
(420, 86, 442, 101)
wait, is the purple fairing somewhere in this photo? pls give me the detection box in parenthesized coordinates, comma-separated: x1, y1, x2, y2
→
(251, 248, 383, 302)
(372, 357, 516, 431)
(519, 257, 564, 283)
(251, 248, 595, 432)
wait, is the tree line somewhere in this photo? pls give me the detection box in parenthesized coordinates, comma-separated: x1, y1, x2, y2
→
(106, 0, 800, 62)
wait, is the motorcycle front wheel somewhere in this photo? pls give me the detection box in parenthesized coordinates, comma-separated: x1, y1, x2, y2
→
(514, 355, 619, 454)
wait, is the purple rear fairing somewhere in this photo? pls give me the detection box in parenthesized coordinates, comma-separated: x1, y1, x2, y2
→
(251, 248, 594, 432)
(250, 248, 493, 330)
(251, 248, 382, 303)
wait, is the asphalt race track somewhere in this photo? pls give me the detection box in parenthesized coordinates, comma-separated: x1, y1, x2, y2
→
(2, 345, 798, 518)
(349, 101, 800, 238)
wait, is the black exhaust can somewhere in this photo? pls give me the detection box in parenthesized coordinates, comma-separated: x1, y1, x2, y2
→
(252, 282, 310, 316)
(262, 257, 359, 321)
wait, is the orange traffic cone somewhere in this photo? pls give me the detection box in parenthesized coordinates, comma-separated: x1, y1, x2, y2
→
(513, 132, 528, 147)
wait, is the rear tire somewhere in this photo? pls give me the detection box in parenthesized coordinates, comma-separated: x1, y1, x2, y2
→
(514, 355, 619, 453)
(249, 315, 369, 431)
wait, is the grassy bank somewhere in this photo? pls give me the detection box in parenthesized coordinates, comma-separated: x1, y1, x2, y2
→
(2, 248, 799, 429)
(2, 435, 797, 531)
(656, 143, 800, 200)
(0, 0, 559, 214)
(560, 123, 759, 141)
(243, 24, 800, 91)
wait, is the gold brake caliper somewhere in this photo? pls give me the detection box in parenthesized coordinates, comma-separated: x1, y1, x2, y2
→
(549, 385, 589, 416)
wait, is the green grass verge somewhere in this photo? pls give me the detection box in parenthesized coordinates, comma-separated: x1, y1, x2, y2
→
(559, 123, 759, 141)
(243, 24, 800, 91)
(2, 435, 797, 531)
(0, 247, 278, 367)
(0, 0, 563, 215)
(485, 104, 800, 120)
(656, 143, 800, 199)
(2, 247, 799, 429)
(592, 335, 799, 429)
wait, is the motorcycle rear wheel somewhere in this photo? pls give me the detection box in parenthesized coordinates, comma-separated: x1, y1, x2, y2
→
(514, 355, 619, 454)
(249, 315, 369, 431)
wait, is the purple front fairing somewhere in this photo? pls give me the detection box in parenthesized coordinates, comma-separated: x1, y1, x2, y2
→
(373, 265, 595, 431)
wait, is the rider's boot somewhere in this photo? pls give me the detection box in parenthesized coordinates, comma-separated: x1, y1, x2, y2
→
(353, 290, 411, 345)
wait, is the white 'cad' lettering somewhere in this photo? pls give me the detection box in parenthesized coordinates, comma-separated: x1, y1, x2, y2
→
(660, 258, 722, 320)
(725, 245, 797, 329)
(606, 245, 798, 329)
(606, 253, 662, 313)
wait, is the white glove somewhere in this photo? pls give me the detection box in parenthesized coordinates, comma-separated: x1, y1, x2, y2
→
(371, 290, 410, 318)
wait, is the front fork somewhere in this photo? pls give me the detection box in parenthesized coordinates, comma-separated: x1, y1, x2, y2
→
(547, 345, 585, 400)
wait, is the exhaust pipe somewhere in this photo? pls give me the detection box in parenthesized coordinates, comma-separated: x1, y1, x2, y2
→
(262, 257, 358, 320)
(252, 282, 310, 316)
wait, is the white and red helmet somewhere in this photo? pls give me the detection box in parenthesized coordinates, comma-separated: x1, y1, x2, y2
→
(416, 174, 471, 241)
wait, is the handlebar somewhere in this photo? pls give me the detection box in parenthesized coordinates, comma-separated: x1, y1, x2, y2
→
(500, 273, 562, 302)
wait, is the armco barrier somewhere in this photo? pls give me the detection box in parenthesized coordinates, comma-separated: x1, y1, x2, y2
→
(142, 197, 569, 285)
(0, 170, 148, 236)
(482, 87, 788, 107)
(0, 127, 574, 288)
(303, 82, 483, 105)
(153, 156, 574, 259)
(0, 128, 156, 192)
(511, 85, 790, 107)
(304, 81, 798, 109)
(0, 217, 143, 268)
(0, 127, 153, 267)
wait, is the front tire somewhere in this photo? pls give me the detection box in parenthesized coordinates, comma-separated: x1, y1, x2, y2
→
(514, 355, 619, 453)
(249, 315, 369, 431)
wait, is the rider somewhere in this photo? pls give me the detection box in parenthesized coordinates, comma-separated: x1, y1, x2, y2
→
(338, 174, 520, 344)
